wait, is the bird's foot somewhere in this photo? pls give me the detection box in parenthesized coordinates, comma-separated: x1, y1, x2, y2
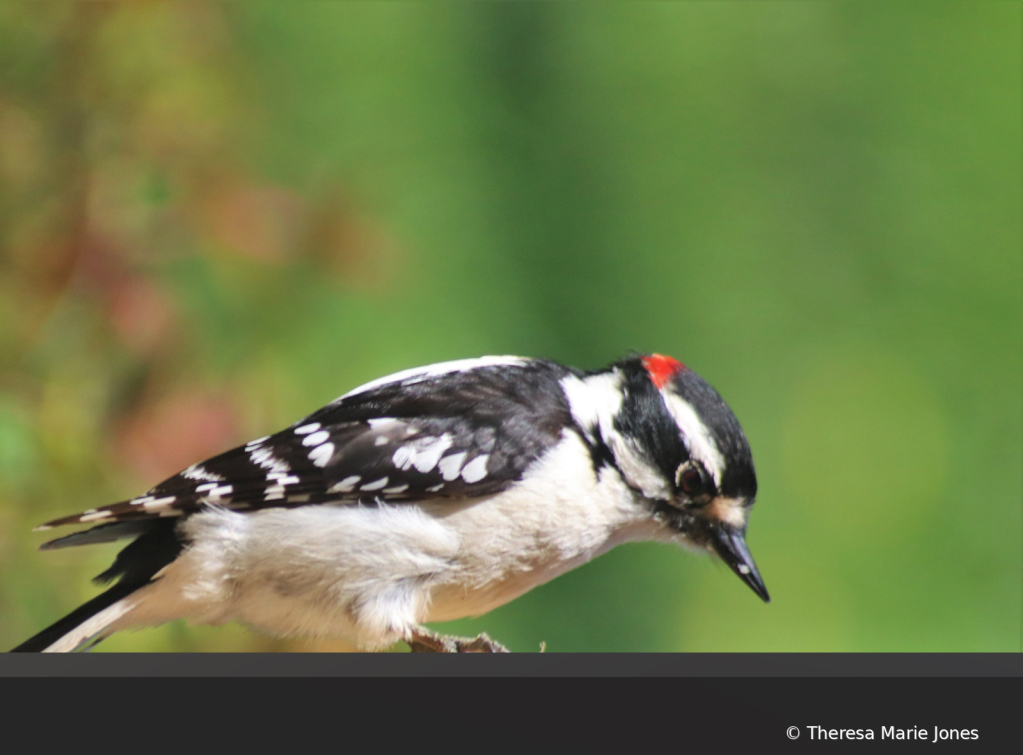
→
(406, 627, 509, 653)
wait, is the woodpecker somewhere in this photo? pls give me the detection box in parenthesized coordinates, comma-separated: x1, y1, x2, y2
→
(12, 353, 768, 652)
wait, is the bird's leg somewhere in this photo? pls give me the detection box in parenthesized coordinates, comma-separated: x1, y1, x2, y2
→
(405, 626, 510, 653)
(453, 632, 510, 653)
(406, 627, 456, 653)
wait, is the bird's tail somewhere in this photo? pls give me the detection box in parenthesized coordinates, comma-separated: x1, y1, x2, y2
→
(11, 582, 142, 652)
(11, 519, 184, 653)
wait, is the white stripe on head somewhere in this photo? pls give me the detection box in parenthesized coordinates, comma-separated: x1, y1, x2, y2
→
(606, 433, 672, 501)
(661, 392, 726, 487)
(337, 356, 528, 401)
(561, 371, 671, 501)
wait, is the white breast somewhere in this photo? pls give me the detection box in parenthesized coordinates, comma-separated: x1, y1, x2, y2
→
(422, 431, 668, 621)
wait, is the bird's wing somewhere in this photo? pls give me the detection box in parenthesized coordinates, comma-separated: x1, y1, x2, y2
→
(39, 357, 576, 540)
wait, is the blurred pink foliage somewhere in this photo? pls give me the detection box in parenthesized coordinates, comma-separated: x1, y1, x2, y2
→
(106, 275, 177, 355)
(114, 390, 238, 485)
(205, 182, 307, 263)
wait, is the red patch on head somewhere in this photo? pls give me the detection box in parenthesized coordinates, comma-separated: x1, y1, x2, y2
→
(642, 354, 685, 389)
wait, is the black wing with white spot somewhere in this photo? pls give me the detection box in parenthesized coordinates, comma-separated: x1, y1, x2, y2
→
(40, 358, 577, 531)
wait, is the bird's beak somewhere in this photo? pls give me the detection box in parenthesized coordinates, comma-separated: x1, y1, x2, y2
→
(710, 526, 770, 603)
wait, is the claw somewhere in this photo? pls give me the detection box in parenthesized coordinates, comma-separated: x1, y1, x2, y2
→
(406, 627, 510, 653)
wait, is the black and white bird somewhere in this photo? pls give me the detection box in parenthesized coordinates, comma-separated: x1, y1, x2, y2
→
(12, 353, 768, 653)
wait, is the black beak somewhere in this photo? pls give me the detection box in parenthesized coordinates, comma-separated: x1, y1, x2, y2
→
(710, 526, 770, 603)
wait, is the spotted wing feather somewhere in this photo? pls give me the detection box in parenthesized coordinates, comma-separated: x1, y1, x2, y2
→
(39, 359, 576, 533)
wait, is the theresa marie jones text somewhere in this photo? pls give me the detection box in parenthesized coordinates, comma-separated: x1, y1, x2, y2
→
(804, 726, 979, 741)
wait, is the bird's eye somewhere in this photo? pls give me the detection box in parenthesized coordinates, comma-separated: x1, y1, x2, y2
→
(677, 465, 705, 497)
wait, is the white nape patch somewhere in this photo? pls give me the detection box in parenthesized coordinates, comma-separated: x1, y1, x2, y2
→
(301, 430, 330, 447)
(308, 443, 334, 468)
(560, 372, 623, 445)
(383, 484, 409, 494)
(460, 454, 489, 484)
(183, 464, 224, 482)
(245, 436, 270, 449)
(130, 496, 156, 506)
(336, 356, 528, 402)
(374, 436, 388, 446)
(438, 452, 467, 481)
(251, 446, 290, 474)
(294, 423, 321, 435)
(392, 434, 453, 474)
(79, 510, 113, 522)
(360, 477, 389, 491)
(328, 476, 361, 493)
(662, 393, 726, 486)
(143, 496, 177, 509)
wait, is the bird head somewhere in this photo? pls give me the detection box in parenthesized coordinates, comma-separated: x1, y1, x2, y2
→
(574, 353, 769, 602)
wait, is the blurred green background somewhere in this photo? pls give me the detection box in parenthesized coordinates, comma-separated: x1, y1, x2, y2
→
(0, 2, 1019, 652)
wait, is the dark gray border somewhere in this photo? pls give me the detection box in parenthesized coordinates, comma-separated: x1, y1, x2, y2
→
(1, 652, 1020, 676)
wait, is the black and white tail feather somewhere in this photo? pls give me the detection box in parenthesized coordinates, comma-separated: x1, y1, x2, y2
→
(12, 520, 182, 652)
(12, 354, 768, 653)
